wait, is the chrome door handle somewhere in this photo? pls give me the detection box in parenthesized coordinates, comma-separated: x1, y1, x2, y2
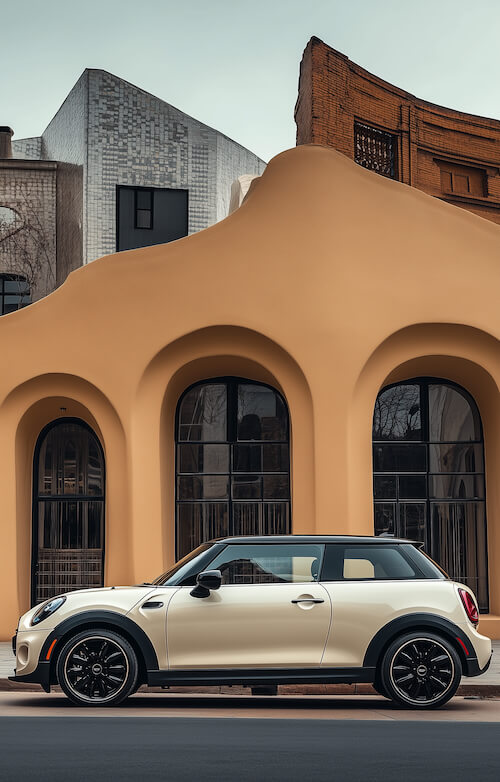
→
(291, 598, 324, 604)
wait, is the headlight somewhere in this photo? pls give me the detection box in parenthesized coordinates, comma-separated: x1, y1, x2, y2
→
(31, 596, 66, 626)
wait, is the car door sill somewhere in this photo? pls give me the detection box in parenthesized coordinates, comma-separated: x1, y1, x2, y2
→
(147, 667, 375, 687)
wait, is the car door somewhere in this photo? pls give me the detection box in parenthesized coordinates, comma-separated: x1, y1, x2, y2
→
(167, 543, 331, 669)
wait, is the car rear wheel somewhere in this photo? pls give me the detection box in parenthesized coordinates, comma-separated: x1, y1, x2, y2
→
(56, 629, 138, 706)
(380, 632, 462, 710)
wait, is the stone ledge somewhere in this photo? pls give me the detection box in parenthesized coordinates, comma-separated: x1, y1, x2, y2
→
(1, 680, 498, 697)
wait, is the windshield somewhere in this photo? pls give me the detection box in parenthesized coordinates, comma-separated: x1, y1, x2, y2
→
(152, 543, 214, 585)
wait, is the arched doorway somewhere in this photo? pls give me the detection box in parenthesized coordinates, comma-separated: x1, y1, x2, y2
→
(175, 378, 290, 558)
(373, 378, 488, 610)
(32, 419, 105, 604)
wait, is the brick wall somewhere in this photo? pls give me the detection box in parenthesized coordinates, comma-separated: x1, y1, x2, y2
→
(295, 38, 500, 225)
(0, 161, 57, 301)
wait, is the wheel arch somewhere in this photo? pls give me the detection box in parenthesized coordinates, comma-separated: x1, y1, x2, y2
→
(41, 610, 159, 685)
(363, 613, 474, 675)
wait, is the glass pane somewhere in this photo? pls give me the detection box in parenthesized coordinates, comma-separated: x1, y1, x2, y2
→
(87, 440, 104, 495)
(263, 502, 290, 535)
(373, 444, 426, 472)
(429, 384, 481, 442)
(237, 384, 287, 441)
(208, 543, 323, 585)
(38, 423, 104, 497)
(87, 501, 104, 549)
(4, 279, 26, 293)
(177, 502, 228, 559)
(429, 474, 484, 500)
(373, 385, 422, 441)
(429, 443, 483, 473)
(232, 502, 261, 536)
(39, 500, 104, 549)
(374, 503, 395, 536)
(373, 476, 397, 500)
(63, 440, 77, 493)
(263, 474, 289, 499)
(232, 475, 261, 499)
(262, 444, 289, 472)
(398, 503, 426, 544)
(178, 476, 228, 500)
(136, 190, 152, 209)
(232, 444, 262, 472)
(39, 438, 54, 495)
(178, 444, 229, 474)
(429, 503, 483, 594)
(4, 295, 21, 313)
(342, 546, 418, 580)
(398, 475, 427, 499)
(136, 209, 152, 228)
(178, 384, 226, 442)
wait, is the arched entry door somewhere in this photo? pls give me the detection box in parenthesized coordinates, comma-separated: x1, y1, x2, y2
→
(176, 378, 291, 559)
(373, 378, 488, 611)
(32, 419, 105, 605)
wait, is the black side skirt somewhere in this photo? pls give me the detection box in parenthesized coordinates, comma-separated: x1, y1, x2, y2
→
(147, 667, 376, 688)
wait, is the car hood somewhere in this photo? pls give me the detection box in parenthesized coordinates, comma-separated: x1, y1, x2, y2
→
(18, 585, 168, 631)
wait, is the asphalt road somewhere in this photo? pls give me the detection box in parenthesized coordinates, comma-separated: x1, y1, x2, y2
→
(1, 714, 500, 782)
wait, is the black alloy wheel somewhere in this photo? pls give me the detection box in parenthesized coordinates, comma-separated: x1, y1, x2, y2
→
(57, 629, 139, 706)
(380, 632, 462, 709)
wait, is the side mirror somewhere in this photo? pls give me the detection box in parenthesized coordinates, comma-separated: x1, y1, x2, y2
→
(190, 569, 222, 598)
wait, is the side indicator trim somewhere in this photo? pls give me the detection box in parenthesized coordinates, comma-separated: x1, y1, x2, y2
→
(45, 639, 57, 661)
(456, 637, 470, 657)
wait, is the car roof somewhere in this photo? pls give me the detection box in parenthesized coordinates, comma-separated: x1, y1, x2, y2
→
(213, 535, 417, 545)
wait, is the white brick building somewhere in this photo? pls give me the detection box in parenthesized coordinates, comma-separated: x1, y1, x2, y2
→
(2, 69, 265, 301)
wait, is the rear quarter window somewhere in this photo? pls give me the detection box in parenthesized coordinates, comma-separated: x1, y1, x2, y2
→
(321, 544, 434, 581)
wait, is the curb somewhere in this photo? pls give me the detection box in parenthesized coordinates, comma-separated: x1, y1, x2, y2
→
(1, 678, 499, 697)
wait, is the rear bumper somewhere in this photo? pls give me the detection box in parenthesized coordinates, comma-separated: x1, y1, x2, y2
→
(464, 650, 492, 678)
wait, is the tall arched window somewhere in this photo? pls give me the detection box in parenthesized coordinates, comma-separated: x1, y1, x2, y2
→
(33, 419, 105, 604)
(373, 379, 488, 610)
(176, 378, 290, 558)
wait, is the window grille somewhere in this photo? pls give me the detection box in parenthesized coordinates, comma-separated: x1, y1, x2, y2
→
(354, 122, 397, 179)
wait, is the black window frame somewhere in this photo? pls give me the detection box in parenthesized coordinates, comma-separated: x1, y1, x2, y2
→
(354, 119, 398, 180)
(0, 273, 31, 316)
(31, 417, 106, 606)
(175, 377, 291, 560)
(134, 187, 154, 230)
(373, 377, 489, 610)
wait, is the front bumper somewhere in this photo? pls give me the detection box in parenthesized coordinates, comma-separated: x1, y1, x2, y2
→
(9, 662, 52, 693)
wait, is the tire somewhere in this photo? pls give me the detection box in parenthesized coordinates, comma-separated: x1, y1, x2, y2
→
(379, 632, 462, 710)
(372, 676, 390, 699)
(56, 629, 138, 706)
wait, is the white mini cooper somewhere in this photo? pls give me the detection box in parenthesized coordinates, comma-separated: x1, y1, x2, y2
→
(11, 536, 492, 709)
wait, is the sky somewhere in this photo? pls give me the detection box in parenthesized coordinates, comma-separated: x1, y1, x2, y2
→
(2, 0, 500, 162)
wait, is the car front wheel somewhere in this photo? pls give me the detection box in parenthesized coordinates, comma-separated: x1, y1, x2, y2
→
(380, 632, 462, 709)
(56, 629, 139, 706)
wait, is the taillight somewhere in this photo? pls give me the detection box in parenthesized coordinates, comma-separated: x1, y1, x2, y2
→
(459, 588, 479, 625)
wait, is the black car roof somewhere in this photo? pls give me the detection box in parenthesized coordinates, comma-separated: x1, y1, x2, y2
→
(213, 535, 417, 545)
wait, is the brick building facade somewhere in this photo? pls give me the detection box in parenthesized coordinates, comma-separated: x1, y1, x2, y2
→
(0, 139, 57, 307)
(295, 37, 500, 225)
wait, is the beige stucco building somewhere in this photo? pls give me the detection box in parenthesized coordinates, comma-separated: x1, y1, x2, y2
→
(0, 144, 499, 640)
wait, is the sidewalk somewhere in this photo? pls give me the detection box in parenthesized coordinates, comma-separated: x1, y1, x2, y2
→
(1, 641, 499, 696)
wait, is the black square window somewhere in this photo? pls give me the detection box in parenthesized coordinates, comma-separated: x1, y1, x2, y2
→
(117, 186, 188, 252)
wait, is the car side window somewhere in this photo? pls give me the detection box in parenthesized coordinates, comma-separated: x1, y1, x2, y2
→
(321, 544, 420, 581)
(207, 544, 325, 585)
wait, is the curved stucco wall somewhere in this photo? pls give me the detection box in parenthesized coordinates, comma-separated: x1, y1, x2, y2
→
(0, 144, 499, 638)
